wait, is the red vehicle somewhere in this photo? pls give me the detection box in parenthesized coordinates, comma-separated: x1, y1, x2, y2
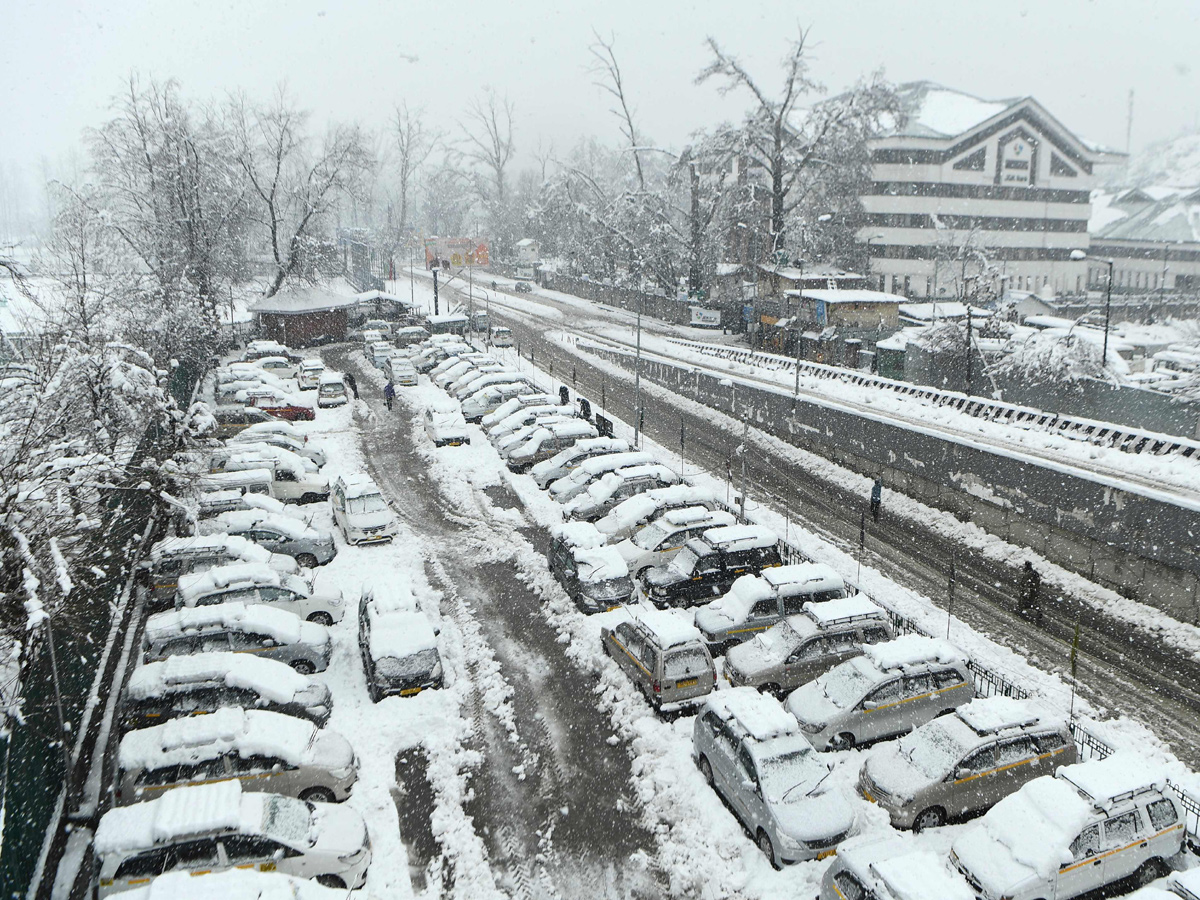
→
(236, 387, 316, 422)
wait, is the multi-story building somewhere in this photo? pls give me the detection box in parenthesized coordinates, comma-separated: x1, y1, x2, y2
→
(1089, 186, 1200, 294)
(861, 81, 1124, 300)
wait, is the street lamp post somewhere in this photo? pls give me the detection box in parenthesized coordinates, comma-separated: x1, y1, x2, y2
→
(1070, 249, 1115, 367)
(865, 233, 885, 292)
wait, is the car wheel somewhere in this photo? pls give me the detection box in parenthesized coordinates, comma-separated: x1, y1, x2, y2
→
(1132, 859, 1168, 887)
(935, 708, 956, 718)
(290, 660, 316, 675)
(761, 683, 783, 698)
(295, 553, 319, 569)
(912, 806, 946, 833)
(757, 830, 781, 871)
(299, 786, 336, 803)
(698, 755, 714, 786)
(299, 493, 321, 505)
(636, 566, 652, 580)
(828, 732, 856, 751)
(307, 611, 334, 626)
(315, 875, 346, 889)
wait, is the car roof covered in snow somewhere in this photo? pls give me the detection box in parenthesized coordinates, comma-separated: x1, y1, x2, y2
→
(802, 591, 883, 625)
(119, 707, 318, 771)
(144, 602, 315, 646)
(704, 687, 803, 742)
(336, 473, 383, 499)
(701, 523, 777, 551)
(177, 562, 281, 601)
(317, 372, 344, 385)
(761, 563, 844, 595)
(871, 850, 976, 900)
(1057, 753, 1169, 810)
(367, 609, 438, 662)
(626, 606, 703, 649)
(124, 652, 315, 703)
(955, 697, 1050, 736)
(150, 534, 270, 564)
(573, 545, 630, 583)
(552, 521, 606, 550)
(121, 868, 350, 900)
(208, 510, 314, 540)
(362, 576, 421, 615)
(862, 635, 962, 672)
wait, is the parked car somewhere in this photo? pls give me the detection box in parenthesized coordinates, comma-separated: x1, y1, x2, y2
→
(210, 442, 319, 476)
(501, 418, 599, 471)
(433, 355, 493, 388)
(693, 687, 857, 868)
(424, 399, 470, 447)
(143, 534, 299, 606)
(252, 356, 295, 374)
(197, 468, 274, 502)
(615, 506, 737, 580)
(387, 354, 418, 386)
(394, 325, 430, 348)
(211, 405, 279, 438)
(1128, 868, 1200, 899)
(694, 563, 851, 654)
(490, 325, 514, 346)
(244, 339, 300, 363)
(562, 464, 681, 522)
(119, 652, 331, 732)
(369, 341, 393, 369)
(643, 524, 783, 609)
(488, 403, 578, 447)
(143, 602, 331, 675)
(358, 578, 443, 702)
(317, 372, 349, 408)
(297, 358, 325, 390)
(593, 484, 718, 543)
(494, 416, 578, 459)
(480, 393, 555, 430)
(819, 835, 974, 900)
(330, 474, 398, 545)
(118, 866, 359, 900)
(949, 754, 1185, 900)
(462, 381, 545, 423)
(859, 697, 1077, 831)
(785, 635, 974, 751)
(239, 419, 308, 444)
(235, 386, 315, 422)
(196, 489, 304, 522)
(92, 780, 370, 895)
(116, 707, 357, 805)
(548, 522, 635, 612)
(547, 450, 655, 503)
(600, 606, 716, 712)
(723, 593, 894, 695)
(216, 455, 329, 505)
(199, 510, 336, 568)
(176, 562, 345, 625)
(531, 436, 630, 490)
(227, 430, 326, 468)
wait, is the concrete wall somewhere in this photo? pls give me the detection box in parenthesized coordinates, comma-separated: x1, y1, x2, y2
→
(585, 345, 1200, 620)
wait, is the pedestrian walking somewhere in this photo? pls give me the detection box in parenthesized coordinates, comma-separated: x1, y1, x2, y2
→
(383, 379, 395, 411)
(344, 372, 358, 399)
(870, 476, 883, 523)
(1018, 560, 1043, 626)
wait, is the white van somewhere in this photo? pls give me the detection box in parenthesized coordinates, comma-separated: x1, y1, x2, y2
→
(217, 455, 329, 505)
(331, 474, 398, 544)
(317, 372, 348, 408)
(490, 326, 514, 347)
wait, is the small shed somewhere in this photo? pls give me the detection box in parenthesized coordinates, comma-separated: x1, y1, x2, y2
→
(251, 288, 359, 347)
(788, 289, 903, 332)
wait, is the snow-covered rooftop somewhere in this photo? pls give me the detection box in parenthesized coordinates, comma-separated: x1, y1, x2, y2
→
(898, 302, 994, 322)
(336, 473, 383, 499)
(206, 510, 314, 540)
(702, 523, 776, 551)
(803, 592, 884, 626)
(888, 81, 1018, 140)
(252, 287, 359, 315)
(798, 289, 905, 306)
(705, 687, 800, 743)
(629, 606, 703, 649)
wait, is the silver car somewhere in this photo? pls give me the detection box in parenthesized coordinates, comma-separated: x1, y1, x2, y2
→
(561, 464, 681, 522)
(547, 450, 655, 503)
(142, 534, 298, 605)
(819, 834, 975, 900)
(785, 635, 974, 751)
(176, 562, 345, 625)
(593, 484, 719, 542)
(859, 697, 1077, 831)
(481, 393, 556, 430)
(693, 687, 857, 869)
(532, 437, 631, 490)
(600, 606, 716, 712)
(199, 510, 337, 568)
(615, 506, 737, 579)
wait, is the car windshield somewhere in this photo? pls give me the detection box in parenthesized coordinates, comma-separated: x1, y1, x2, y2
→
(819, 664, 874, 709)
(347, 494, 388, 515)
(583, 576, 634, 603)
(897, 720, 971, 780)
(761, 749, 829, 801)
(750, 620, 804, 662)
(378, 649, 439, 680)
(667, 545, 700, 576)
(634, 521, 673, 550)
(261, 795, 312, 845)
(663, 647, 708, 680)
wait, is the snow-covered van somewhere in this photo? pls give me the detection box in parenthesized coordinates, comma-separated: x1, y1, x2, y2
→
(331, 473, 397, 545)
(317, 372, 348, 408)
(143, 602, 331, 675)
(785, 635, 974, 751)
(358, 578, 443, 701)
(614, 506, 736, 579)
(116, 707, 357, 806)
(143, 534, 298, 605)
(547, 451, 655, 503)
(119, 652, 331, 732)
(93, 780, 370, 895)
(216, 454, 329, 505)
(531, 436, 630, 490)
(819, 835, 974, 900)
(949, 754, 1185, 900)
(239, 419, 307, 444)
(211, 405, 278, 439)
(423, 398, 470, 447)
(502, 418, 599, 471)
(600, 606, 716, 712)
(562, 463, 681, 522)
(198, 468, 275, 500)
(593, 484, 718, 542)
(693, 563, 851, 653)
(462, 380, 544, 423)
(176, 562, 345, 625)
(297, 358, 325, 390)
(548, 522, 635, 613)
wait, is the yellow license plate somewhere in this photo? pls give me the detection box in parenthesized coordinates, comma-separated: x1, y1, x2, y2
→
(817, 849, 837, 861)
(861, 790, 876, 803)
(675, 678, 699, 689)
(400, 687, 423, 696)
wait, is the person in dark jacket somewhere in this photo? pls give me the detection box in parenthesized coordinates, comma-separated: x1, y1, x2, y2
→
(383, 380, 395, 411)
(870, 477, 883, 523)
(344, 371, 358, 399)
(1018, 561, 1043, 625)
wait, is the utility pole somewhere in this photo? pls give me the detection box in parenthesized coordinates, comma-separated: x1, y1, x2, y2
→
(433, 269, 440, 316)
(965, 304, 974, 394)
(738, 420, 748, 521)
(633, 297, 643, 448)
(409, 248, 414, 312)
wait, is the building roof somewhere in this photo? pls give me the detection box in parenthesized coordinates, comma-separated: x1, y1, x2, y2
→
(252, 287, 358, 315)
(355, 290, 414, 306)
(762, 264, 865, 282)
(1089, 185, 1200, 243)
(899, 302, 995, 323)
(888, 81, 1020, 140)
(796, 289, 905, 306)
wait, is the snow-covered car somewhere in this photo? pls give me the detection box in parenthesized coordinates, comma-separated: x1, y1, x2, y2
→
(819, 834, 974, 900)
(317, 372, 348, 408)
(462, 380, 545, 423)
(593, 483, 719, 543)
(252, 355, 294, 374)
(244, 339, 300, 362)
(494, 416, 578, 458)
(358, 578, 443, 701)
(239, 419, 308, 444)
(785, 635, 974, 751)
(424, 399, 470, 447)
(642, 524, 783, 609)
(93, 780, 370, 894)
(694, 688, 857, 868)
(723, 594, 894, 695)
(211, 405, 279, 438)
(119, 651, 332, 732)
(369, 341, 394, 369)
(452, 369, 534, 401)
(118, 869, 357, 900)
(433, 354, 494, 388)
(480, 393, 555, 430)
(859, 697, 1077, 831)
(196, 489, 306, 522)
(615, 506, 736, 580)
(116, 707, 358, 805)
(600, 606, 716, 712)
(394, 325, 430, 348)
(331, 473, 397, 544)
(228, 428, 326, 468)
(143, 602, 331, 675)
(949, 754, 1185, 900)
(693, 563, 851, 653)
(513, 281, 532, 293)
(211, 441, 319, 475)
(502, 418, 599, 471)
(547, 450, 655, 503)
(234, 385, 315, 422)
(386, 354, 418, 386)
(561, 463, 681, 522)
(199, 510, 337, 568)
(487, 403, 577, 446)
(490, 325, 514, 346)
(143, 533, 299, 605)
(215, 453, 329, 504)
(177, 562, 345, 625)
(548, 522, 635, 612)
(530, 436, 630, 490)
(296, 358, 325, 390)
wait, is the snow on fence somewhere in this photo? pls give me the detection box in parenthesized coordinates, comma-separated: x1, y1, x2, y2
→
(665, 337, 1200, 463)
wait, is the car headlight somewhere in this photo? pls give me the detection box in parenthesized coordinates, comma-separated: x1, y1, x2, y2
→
(775, 830, 804, 852)
(329, 594, 343, 607)
(429, 661, 443, 681)
(800, 721, 826, 734)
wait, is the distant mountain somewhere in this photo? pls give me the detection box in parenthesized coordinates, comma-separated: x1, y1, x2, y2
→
(1124, 132, 1200, 187)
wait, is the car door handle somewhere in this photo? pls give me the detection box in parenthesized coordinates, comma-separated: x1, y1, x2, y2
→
(1139, 841, 1147, 848)
(1092, 859, 1102, 866)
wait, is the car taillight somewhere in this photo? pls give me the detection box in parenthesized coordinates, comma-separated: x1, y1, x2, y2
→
(712, 671, 718, 683)
(653, 681, 661, 694)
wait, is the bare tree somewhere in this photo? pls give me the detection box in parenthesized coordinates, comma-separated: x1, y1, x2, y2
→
(390, 103, 437, 241)
(589, 32, 645, 192)
(459, 91, 516, 252)
(232, 87, 372, 297)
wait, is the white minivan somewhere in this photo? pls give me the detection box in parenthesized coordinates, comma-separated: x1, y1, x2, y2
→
(331, 473, 398, 544)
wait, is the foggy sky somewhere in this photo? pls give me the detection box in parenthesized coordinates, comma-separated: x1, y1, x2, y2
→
(4, 0, 1200, 199)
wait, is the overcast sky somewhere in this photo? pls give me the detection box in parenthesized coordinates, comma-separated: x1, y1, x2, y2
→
(4, 0, 1200, 201)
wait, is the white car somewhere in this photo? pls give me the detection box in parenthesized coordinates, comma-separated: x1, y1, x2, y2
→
(297, 358, 325, 390)
(424, 400, 470, 447)
(177, 562, 346, 624)
(615, 506, 737, 579)
(317, 372, 349, 408)
(331, 473, 398, 544)
(227, 429, 326, 468)
(531, 436, 630, 490)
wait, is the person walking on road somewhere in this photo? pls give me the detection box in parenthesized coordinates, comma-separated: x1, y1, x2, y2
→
(383, 379, 395, 411)
(1018, 561, 1043, 626)
(870, 477, 883, 523)
(344, 371, 358, 399)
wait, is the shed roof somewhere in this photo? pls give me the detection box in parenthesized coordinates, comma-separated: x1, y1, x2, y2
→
(252, 288, 358, 315)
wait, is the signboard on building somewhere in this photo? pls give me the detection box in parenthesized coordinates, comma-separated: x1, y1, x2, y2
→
(425, 237, 490, 269)
(689, 307, 721, 328)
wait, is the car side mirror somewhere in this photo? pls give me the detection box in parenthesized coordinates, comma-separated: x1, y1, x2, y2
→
(861, 700, 880, 710)
(742, 780, 759, 796)
(955, 767, 970, 780)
